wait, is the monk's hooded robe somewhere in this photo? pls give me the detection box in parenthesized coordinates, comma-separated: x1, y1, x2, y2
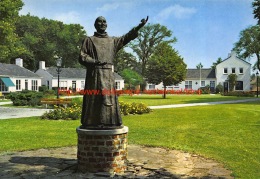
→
(79, 27, 139, 129)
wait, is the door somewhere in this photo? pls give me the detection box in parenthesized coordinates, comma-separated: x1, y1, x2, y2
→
(224, 82, 229, 93)
(72, 81, 76, 92)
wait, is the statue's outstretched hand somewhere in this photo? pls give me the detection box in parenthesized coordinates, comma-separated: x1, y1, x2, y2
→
(140, 16, 149, 26)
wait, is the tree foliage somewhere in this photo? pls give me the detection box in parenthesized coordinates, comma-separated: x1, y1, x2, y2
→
(233, 25, 260, 71)
(146, 42, 187, 98)
(253, 0, 260, 24)
(120, 69, 143, 89)
(0, 0, 25, 63)
(129, 23, 177, 77)
(211, 57, 222, 69)
(227, 74, 237, 92)
(196, 62, 203, 69)
(14, 14, 86, 71)
(114, 49, 140, 74)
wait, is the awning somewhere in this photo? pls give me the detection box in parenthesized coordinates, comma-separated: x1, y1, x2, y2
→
(0, 77, 15, 87)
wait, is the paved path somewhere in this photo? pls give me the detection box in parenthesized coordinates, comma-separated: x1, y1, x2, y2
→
(149, 98, 260, 109)
(0, 106, 51, 119)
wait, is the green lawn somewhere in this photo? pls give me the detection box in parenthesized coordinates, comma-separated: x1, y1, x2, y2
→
(118, 94, 253, 106)
(0, 97, 259, 178)
(123, 101, 260, 178)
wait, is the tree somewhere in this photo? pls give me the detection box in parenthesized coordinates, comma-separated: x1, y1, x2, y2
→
(253, 0, 260, 24)
(129, 23, 177, 85)
(0, 0, 25, 63)
(15, 14, 86, 71)
(234, 25, 260, 71)
(211, 57, 222, 69)
(114, 49, 140, 74)
(227, 74, 237, 92)
(120, 69, 143, 89)
(146, 42, 187, 98)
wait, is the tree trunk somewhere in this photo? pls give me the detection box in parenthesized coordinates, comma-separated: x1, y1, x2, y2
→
(163, 85, 166, 99)
(256, 53, 260, 71)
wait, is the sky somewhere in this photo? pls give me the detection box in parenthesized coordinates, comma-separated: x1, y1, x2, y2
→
(19, 0, 257, 69)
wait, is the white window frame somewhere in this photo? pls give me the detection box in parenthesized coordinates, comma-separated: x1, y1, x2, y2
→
(31, 80, 38, 91)
(16, 80, 21, 90)
(239, 67, 244, 74)
(201, 81, 205, 87)
(185, 81, 192, 89)
(232, 67, 236, 74)
(81, 81, 85, 90)
(223, 68, 228, 74)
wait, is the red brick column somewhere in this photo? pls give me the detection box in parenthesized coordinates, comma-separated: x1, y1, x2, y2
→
(76, 126, 128, 174)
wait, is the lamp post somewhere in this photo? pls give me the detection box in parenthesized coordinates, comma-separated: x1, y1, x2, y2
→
(56, 58, 62, 99)
(257, 71, 259, 98)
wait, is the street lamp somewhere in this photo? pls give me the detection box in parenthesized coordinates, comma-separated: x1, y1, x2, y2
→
(56, 58, 62, 99)
(257, 71, 259, 98)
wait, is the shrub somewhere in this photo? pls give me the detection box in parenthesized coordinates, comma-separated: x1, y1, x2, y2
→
(215, 83, 224, 94)
(42, 100, 151, 120)
(199, 85, 211, 94)
(39, 85, 48, 93)
(9, 90, 43, 106)
(222, 91, 255, 97)
(41, 103, 81, 120)
(119, 101, 151, 115)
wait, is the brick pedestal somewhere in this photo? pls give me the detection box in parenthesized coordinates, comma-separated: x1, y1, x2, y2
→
(76, 126, 128, 174)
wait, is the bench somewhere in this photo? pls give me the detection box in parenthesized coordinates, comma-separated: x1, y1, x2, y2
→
(41, 98, 72, 108)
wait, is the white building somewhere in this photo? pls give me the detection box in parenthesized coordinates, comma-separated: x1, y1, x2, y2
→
(215, 51, 251, 92)
(35, 61, 124, 91)
(0, 58, 42, 94)
(146, 51, 251, 92)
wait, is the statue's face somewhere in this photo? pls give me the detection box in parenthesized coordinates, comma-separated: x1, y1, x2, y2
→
(95, 17, 107, 33)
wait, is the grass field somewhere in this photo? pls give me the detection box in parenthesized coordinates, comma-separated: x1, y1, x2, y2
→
(0, 95, 259, 178)
(118, 94, 253, 106)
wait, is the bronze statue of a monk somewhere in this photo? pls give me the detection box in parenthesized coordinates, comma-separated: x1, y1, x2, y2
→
(79, 16, 148, 129)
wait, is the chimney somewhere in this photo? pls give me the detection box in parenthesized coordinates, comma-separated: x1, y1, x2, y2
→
(39, 61, 46, 70)
(112, 65, 114, 72)
(15, 58, 23, 67)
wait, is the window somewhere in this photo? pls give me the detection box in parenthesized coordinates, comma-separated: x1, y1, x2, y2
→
(31, 80, 38, 91)
(16, 80, 21, 90)
(232, 68, 236, 74)
(59, 81, 67, 90)
(223, 68, 228, 74)
(81, 81, 85, 90)
(0, 79, 8, 92)
(148, 84, 155, 89)
(235, 81, 243, 90)
(201, 81, 205, 87)
(46, 81, 50, 89)
(25, 79, 28, 90)
(210, 81, 215, 88)
(239, 68, 243, 74)
(185, 81, 192, 89)
(115, 81, 120, 90)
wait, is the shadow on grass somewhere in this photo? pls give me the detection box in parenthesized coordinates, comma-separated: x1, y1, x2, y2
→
(0, 155, 231, 178)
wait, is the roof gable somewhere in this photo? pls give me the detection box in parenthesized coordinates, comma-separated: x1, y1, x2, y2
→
(218, 52, 251, 66)
(0, 63, 40, 78)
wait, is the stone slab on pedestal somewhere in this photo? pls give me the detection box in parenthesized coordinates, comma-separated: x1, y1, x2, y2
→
(76, 126, 128, 174)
